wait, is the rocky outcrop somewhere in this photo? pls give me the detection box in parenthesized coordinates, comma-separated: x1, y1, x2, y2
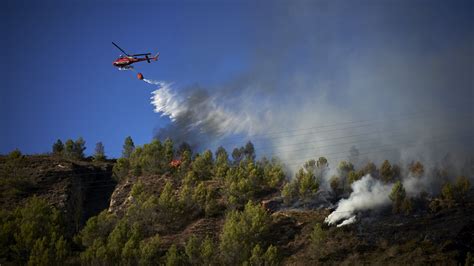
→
(0, 155, 116, 235)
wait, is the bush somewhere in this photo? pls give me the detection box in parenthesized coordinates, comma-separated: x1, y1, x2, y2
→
(219, 201, 270, 265)
(200, 235, 214, 265)
(165, 244, 184, 266)
(112, 158, 130, 181)
(185, 235, 200, 265)
(454, 176, 471, 202)
(139, 235, 161, 266)
(93, 142, 106, 161)
(52, 139, 64, 155)
(310, 223, 326, 255)
(389, 181, 406, 214)
(0, 197, 69, 265)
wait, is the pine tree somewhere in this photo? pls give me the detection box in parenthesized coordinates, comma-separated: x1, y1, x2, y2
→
(380, 160, 394, 183)
(122, 136, 135, 159)
(389, 181, 406, 213)
(94, 142, 106, 161)
(185, 235, 200, 265)
(64, 139, 75, 158)
(310, 223, 326, 257)
(52, 139, 64, 156)
(200, 235, 214, 266)
(165, 244, 182, 266)
(73, 137, 86, 159)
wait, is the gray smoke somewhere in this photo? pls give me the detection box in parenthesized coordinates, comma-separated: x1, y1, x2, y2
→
(149, 1, 473, 172)
(325, 175, 392, 226)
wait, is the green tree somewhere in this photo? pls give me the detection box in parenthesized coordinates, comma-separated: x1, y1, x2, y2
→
(337, 161, 354, 178)
(163, 138, 174, 163)
(185, 235, 200, 265)
(106, 220, 129, 262)
(77, 210, 116, 250)
(243, 141, 256, 162)
(123, 136, 135, 159)
(52, 139, 64, 156)
(200, 235, 214, 266)
(330, 176, 340, 194)
(179, 183, 197, 213)
(64, 139, 75, 158)
(4, 197, 69, 265)
(121, 222, 142, 265)
(362, 162, 378, 178)
(73, 137, 86, 159)
(165, 244, 183, 266)
(454, 176, 471, 202)
(380, 160, 394, 183)
(248, 244, 264, 265)
(316, 156, 329, 179)
(93, 142, 106, 161)
(441, 182, 454, 208)
(316, 157, 328, 169)
(401, 197, 413, 215)
(281, 181, 298, 205)
(232, 147, 244, 165)
(389, 181, 406, 214)
(0, 149, 29, 196)
(219, 201, 270, 265)
(263, 245, 279, 266)
(309, 223, 326, 251)
(262, 158, 285, 188)
(139, 235, 161, 266)
(465, 252, 473, 266)
(138, 139, 164, 174)
(409, 161, 424, 177)
(296, 167, 319, 202)
(158, 181, 179, 225)
(215, 146, 230, 180)
(112, 158, 130, 181)
(192, 150, 214, 180)
(348, 170, 362, 185)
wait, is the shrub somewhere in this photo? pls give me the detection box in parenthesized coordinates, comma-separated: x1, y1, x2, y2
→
(389, 181, 406, 214)
(219, 201, 270, 265)
(112, 158, 130, 181)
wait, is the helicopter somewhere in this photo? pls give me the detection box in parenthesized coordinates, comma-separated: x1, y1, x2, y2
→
(112, 42, 159, 69)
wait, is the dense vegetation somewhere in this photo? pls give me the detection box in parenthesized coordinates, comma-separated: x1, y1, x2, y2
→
(0, 136, 472, 265)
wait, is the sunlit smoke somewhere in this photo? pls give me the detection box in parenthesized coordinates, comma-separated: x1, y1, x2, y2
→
(336, 216, 356, 227)
(140, 2, 471, 174)
(325, 175, 393, 226)
(148, 80, 260, 143)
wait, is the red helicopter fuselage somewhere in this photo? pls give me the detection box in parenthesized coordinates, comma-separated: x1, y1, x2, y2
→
(111, 42, 159, 68)
(112, 55, 159, 67)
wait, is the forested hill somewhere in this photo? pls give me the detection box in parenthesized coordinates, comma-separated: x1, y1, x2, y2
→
(0, 138, 473, 265)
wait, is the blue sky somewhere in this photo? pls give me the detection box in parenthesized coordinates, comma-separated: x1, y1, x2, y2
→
(1, 1, 262, 156)
(1, 0, 472, 158)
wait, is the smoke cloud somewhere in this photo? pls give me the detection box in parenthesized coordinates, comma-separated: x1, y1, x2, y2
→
(325, 175, 393, 226)
(147, 2, 472, 173)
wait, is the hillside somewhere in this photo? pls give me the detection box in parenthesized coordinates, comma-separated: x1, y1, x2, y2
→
(0, 154, 115, 236)
(0, 146, 473, 265)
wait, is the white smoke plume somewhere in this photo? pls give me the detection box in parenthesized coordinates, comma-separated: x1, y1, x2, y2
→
(336, 216, 357, 227)
(143, 2, 472, 174)
(148, 80, 265, 146)
(325, 175, 393, 226)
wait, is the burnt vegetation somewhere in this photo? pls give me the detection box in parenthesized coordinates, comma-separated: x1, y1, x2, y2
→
(0, 137, 473, 265)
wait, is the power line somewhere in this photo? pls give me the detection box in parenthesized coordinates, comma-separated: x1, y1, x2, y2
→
(258, 122, 472, 159)
(282, 134, 472, 167)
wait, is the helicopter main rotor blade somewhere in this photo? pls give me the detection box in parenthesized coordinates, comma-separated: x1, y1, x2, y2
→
(132, 53, 152, 56)
(112, 42, 129, 56)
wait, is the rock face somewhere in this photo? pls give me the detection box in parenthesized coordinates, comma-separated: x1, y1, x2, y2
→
(107, 178, 134, 216)
(0, 155, 116, 235)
